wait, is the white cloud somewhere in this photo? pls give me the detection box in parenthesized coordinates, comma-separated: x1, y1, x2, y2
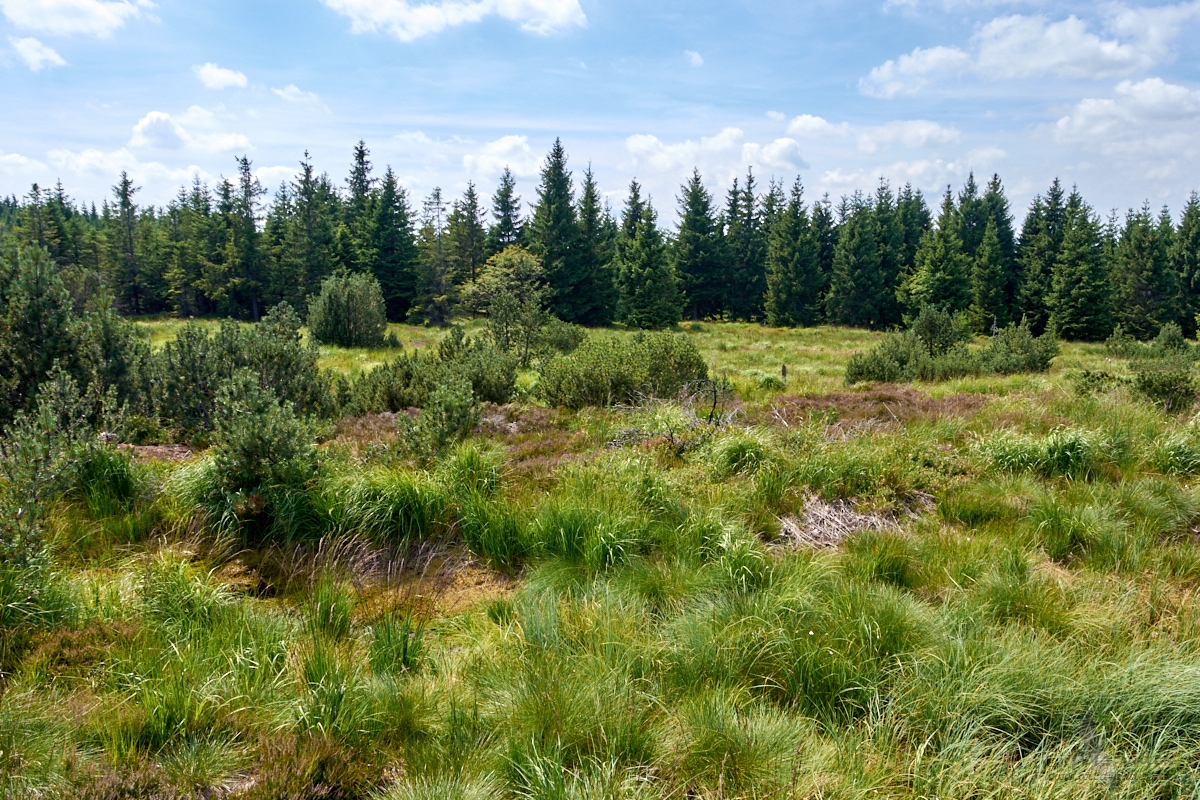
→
(856, 120, 960, 153)
(463, 134, 540, 178)
(0, 0, 151, 37)
(786, 114, 851, 138)
(1052, 78, 1200, 176)
(320, 0, 585, 42)
(785, 114, 957, 154)
(742, 138, 807, 171)
(974, 14, 1146, 79)
(766, 110, 785, 122)
(272, 84, 321, 103)
(128, 108, 250, 153)
(194, 63, 247, 90)
(685, 49, 703, 67)
(625, 127, 808, 185)
(862, 2, 1200, 96)
(859, 46, 970, 98)
(9, 36, 65, 70)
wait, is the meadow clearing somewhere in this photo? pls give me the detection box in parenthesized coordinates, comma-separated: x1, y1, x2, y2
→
(4, 320, 1200, 800)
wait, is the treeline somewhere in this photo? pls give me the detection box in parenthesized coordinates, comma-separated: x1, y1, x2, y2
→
(2, 140, 1199, 339)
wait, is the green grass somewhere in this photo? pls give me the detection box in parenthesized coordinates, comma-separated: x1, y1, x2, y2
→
(7, 320, 1200, 798)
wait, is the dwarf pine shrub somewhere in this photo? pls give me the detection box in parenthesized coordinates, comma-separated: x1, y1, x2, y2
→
(538, 332, 708, 409)
(307, 269, 388, 348)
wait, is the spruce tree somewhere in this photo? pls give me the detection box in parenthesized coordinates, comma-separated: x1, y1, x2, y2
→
(1017, 179, 1067, 334)
(1172, 192, 1200, 336)
(371, 168, 419, 321)
(898, 189, 970, 317)
(225, 157, 268, 320)
(722, 169, 767, 320)
(764, 177, 821, 327)
(953, 173, 987, 258)
(342, 141, 377, 274)
(673, 170, 724, 321)
(410, 187, 454, 326)
(825, 194, 883, 327)
(873, 181, 906, 328)
(811, 194, 837, 312)
(528, 139, 587, 323)
(981, 174, 1019, 323)
(1112, 201, 1181, 339)
(968, 219, 1007, 334)
(615, 192, 681, 330)
(446, 182, 487, 284)
(104, 172, 143, 315)
(1047, 193, 1113, 341)
(576, 166, 616, 325)
(485, 167, 523, 256)
(0, 244, 79, 419)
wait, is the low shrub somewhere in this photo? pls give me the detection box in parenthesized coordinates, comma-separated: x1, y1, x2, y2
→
(847, 310, 1057, 385)
(399, 373, 481, 458)
(538, 332, 709, 409)
(1132, 360, 1196, 413)
(1107, 322, 1193, 360)
(307, 269, 388, 348)
(344, 329, 516, 416)
(152, 304, 331, 436)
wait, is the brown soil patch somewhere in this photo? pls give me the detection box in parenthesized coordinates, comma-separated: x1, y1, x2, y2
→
(118, 444, 195, 462)
(767, 387, 987, 428)
(355, 548, 515, 620)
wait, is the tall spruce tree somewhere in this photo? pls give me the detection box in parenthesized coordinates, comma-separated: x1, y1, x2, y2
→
(446, 182, 487, 285)
(764, 177, 821, 327)
(1172, 192, 1200, 335)
(371, 168, 420, 321)
(673, 169, 724, 320)
(873, 181, 906, 328)
(485, 167, 523, 256)
(1017, 179, 1067, 334)
(981, 174, 1019, 323)
(410, 187, 454, 326)
(225, 157, 268, 320)
(898, 189, 971, 317)
(811, 194, 837, 313)
(1047, 192, 1113, 341)
(1112, 202, 1181, 339)
(615, 188, 680, 330)
(576, 166, 616, 325)
(104, 172, 144, 315)
(825, 193, 883, 327)
(969, 219, 1008, 333)
(528, 139, 588, 323)
(722, 170, 768, 320)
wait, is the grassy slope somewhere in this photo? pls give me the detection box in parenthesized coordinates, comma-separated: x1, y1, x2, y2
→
(4, 322, 1200, 799)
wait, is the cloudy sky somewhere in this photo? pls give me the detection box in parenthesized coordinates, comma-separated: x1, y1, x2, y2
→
(2, 0, 1199, 221)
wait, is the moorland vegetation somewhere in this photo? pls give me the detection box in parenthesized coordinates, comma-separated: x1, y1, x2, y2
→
(3, 143, 1200, 798)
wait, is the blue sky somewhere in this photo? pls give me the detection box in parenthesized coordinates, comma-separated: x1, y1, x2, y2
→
(2, 0, 1199, 222)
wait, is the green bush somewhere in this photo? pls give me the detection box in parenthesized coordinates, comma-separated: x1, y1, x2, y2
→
(1107, 322, 1193, 360)
(306, 269, 387, 348)
(847, 317, 1057, 385)
(1133, 360, 1196, 413)
(183, 372, 322, 539)
(152, 304, 330, 436)
(344, 329, 515, 416)
(538, 332, 709, 409)
(400, 372, 481, 458)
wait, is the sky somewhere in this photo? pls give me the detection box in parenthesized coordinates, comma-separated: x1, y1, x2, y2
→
(2, 0, 1200, 224)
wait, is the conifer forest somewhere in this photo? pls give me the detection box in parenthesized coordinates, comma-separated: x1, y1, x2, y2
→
(5, 138, 1200, 799)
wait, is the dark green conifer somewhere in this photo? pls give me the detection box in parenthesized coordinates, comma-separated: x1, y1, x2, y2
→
(764, 177, 821, 327)
(673, 169, 724, 321)
(1048, 192, 1113, 340)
